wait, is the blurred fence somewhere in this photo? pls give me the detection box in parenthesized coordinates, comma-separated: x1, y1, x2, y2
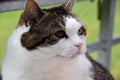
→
(0, 0, 119, 80)
(0, 0, 93, 12)
(0, 74, 1, 80)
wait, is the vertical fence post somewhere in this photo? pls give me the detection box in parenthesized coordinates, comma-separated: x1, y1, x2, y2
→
(0, 74, 2, 80)
(97, 0, 116, 69)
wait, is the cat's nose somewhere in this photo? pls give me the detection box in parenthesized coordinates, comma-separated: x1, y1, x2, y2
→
(75, 43, 83, 49)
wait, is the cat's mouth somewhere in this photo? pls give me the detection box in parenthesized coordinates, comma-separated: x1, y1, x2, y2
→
(71, 51, 80, 59)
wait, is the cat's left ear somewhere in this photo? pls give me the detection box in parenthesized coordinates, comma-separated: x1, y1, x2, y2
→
(62, 0, 76, 12)
(18, 0, 44, 26)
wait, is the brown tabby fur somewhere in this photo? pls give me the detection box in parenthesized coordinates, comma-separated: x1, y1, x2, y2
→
(87, 55, 114, 80)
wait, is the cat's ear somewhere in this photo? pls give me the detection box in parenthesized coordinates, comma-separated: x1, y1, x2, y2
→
(22, 0, 44, 24)
(62, 0, 76, 12)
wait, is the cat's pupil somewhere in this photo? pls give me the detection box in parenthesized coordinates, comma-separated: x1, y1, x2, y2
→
(55, 30, 66, 38)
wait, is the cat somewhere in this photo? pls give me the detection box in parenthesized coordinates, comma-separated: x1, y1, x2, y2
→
(2, 0, 114, 80)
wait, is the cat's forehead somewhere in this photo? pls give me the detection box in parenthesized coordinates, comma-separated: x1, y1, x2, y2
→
(43, 6, 76, 20)
(44, 7, 70, 16)
(28, 8, 82, 36)
(41, 7, 79, 25)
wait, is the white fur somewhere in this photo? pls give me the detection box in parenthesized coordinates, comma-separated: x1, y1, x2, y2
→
(2, 17, 94, 80)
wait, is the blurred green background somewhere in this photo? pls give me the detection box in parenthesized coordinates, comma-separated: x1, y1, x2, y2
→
(0, 0, 120, 80)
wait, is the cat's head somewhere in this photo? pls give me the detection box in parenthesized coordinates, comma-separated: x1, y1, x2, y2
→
(18, 0, 87, 58)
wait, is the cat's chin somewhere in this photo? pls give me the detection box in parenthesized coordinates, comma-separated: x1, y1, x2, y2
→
(69, 52, 81, 59)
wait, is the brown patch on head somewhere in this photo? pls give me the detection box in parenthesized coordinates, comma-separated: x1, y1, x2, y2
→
(21, 11, 67, 50)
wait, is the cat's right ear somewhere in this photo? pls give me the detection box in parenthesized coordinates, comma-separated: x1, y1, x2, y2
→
(19, 0, 44, 26)
(62, 0, 76, 12)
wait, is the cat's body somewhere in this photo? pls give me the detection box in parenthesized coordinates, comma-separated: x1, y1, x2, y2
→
(2, 18, 93, 80)
(2, 0, 114, 80)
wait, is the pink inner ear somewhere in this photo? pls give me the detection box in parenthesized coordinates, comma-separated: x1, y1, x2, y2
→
(23, 0, 41, 18)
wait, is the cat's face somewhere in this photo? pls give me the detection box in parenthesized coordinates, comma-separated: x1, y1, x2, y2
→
(19, 0, 87, 58)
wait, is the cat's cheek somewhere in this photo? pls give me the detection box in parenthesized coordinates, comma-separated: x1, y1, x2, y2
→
(60, 48, 77, 57)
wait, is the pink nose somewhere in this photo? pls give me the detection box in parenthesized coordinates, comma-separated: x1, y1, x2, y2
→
(75, 43, 83, 49)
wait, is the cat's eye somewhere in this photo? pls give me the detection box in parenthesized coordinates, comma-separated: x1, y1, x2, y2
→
(55, 30, 66, 38)
(78, 28, 83, 35)
(78, 27, 86, 36)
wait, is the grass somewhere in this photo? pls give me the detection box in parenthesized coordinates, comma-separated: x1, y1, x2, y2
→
(0, 0, 120, 79)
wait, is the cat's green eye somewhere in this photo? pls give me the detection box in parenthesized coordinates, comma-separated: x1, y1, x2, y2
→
(78, 27, 86, 36)
(55, 30, 66, 38)
(78, 28, 83, 35)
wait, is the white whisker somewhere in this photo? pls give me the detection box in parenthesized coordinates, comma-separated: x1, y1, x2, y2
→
(79, 7, 93, 19)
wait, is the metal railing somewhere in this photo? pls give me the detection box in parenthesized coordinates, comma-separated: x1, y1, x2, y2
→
(0, 0, 93, 12)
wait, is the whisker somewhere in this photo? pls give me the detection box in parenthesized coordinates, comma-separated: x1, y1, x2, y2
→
(87, 48, 96, 54)
(81, 13, 92, 23)
(79, 6, 93, 19)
